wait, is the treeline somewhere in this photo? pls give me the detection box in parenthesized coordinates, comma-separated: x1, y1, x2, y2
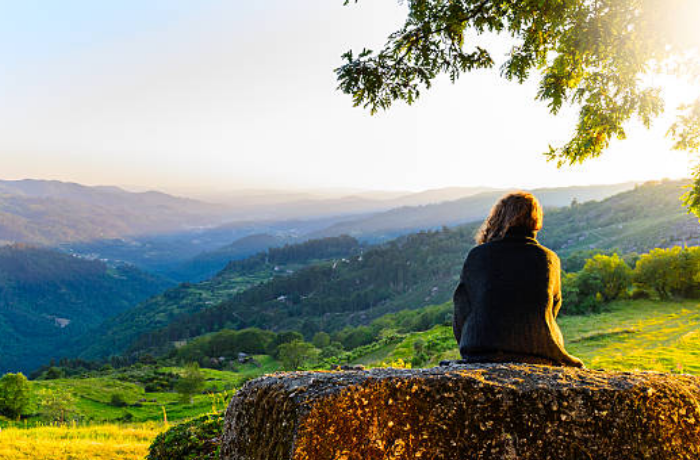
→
(171, 245, 700, 369)
(171, 303, 453, 370)
(127, 227, 475, 357)
(562, 246, 700, 314)
(220, 235, 361, 275)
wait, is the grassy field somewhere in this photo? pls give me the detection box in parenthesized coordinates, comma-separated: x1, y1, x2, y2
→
(4, 299, 700, 459)
(560, 299, 700, 373)
(25, 357, 280, 424)
(352, 299, 700, 375)
(0, 422, 166, 460)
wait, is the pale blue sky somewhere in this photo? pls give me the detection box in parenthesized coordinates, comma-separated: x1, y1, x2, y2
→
(0, 1, 694, 195)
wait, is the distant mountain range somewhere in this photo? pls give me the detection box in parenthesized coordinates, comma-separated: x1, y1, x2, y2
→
(187, 186, 500, 220)
(0, 179, 224, 245)
(0, 179, 637, 277)
(309, 182, 638, 241)
(0, 180, 499, 277)
(157, 182, 638, 280)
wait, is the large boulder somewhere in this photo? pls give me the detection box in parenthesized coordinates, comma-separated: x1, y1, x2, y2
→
(221, 364, 700, 460)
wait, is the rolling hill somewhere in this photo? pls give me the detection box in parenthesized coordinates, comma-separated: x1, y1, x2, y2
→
(75, 236, 363, 360)
(0, 245, 172, 373)
(540, 179, 700, 253)
(116, 180, 698, 359)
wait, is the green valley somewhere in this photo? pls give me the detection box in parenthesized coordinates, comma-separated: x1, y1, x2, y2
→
(77, 236, 362, 360)
(117, 180, 699, 361)
(0, 246, 172, 374)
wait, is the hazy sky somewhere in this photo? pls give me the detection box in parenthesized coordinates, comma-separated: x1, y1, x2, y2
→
(0, 0, 696, 194)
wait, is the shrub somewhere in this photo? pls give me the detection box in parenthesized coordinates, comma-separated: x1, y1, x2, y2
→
(629, 287, 652, 300)
(109, 393, 128, 407)
(562, 254, 631, 314)
(147, 413, 223, 460)
(580, 254, 632, 302)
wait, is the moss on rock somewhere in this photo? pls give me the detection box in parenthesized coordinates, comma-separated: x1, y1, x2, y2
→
(221, 364, 700, 460)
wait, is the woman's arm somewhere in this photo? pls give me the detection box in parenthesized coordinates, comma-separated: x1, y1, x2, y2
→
(552, 254, 563, 319)
(452, 260, 471, 344)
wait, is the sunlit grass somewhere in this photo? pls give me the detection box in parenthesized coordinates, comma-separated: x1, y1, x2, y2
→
(560, 299, 700, 374)
(0, 422, 166, 460)
(355, 299, 700, 375)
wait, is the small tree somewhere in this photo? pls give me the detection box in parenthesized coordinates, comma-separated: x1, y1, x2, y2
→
(266, 331, 304, 357)
(320, 342, 345, 360)
(44, 367, 63, 380)
(36, 388, 78, 424)
(277, 340, 319, 371)
(175, 363, 205, 404)
(0, 373, 31, 419)
(312, 332, 331, 349)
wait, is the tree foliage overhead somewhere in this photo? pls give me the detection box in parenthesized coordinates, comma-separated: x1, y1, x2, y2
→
(338, 0, 700, 210)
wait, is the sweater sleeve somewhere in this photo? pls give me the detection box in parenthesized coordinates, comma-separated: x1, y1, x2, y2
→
(452, 259, 471, 344)
(552, 261, 562, 319)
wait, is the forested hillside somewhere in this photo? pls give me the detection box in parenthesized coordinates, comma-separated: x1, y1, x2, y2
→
(170, 233, 289, 281)
(0, 245, 172, 373)
(77, 236, 362, 360)
(541, 180, 700, 253)
(126, 227, 475, 356)
(119, 180, 698, 359)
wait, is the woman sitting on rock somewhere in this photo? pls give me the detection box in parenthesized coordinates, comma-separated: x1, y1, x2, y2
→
(452, 191, 583, 367)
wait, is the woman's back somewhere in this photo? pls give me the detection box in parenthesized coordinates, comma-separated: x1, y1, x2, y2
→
(452, 192, 583, 367)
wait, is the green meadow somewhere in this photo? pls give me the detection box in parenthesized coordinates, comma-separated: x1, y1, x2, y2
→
(351, 299, 700, 375)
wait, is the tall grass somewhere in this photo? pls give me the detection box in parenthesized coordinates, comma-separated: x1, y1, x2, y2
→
(0, 422, 166, 460)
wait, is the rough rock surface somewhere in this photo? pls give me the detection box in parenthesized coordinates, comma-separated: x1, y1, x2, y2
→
(221, 364, 700, 460)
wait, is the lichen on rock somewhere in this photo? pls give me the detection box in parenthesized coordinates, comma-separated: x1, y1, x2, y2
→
(221, 364, 700, 460)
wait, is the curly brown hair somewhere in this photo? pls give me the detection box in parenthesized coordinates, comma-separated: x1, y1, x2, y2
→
(475, 192, 543, 244)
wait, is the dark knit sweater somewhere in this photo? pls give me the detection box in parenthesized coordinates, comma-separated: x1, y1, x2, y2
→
(452, 227, 583, 367)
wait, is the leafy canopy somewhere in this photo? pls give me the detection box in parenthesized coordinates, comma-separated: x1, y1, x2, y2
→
(0, 372, 31, 419)
(338, 0, 700, 211)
